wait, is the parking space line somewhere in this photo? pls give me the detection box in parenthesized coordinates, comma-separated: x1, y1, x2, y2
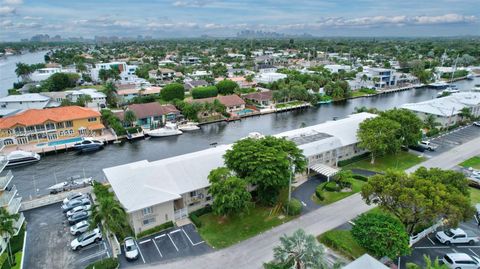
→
(135, 240, 146, 264)
(182, 228, 204, 246)
(427, 235, 436, 245)
(155, 234, 166, 240)
(152, 239, 163, 258)
(78, 242, 102, 252)
(452, 248, 458, 253)
(76, 250, 107, 264)
(458, 246, 480, 248)
(167, 233, 179, 252)
(414, 246, 451, 249)
(468, 249, 480, 258)
(170, 229, 181, 234)
(139, 239, 151, 245)
(102, 241, 110, 258)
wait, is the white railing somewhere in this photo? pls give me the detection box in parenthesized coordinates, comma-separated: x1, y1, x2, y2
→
(13, 213, 25, 235)
(0, 170, 13, 190)
(0, 157, 8, 174)
(0, 185, 17, 207)
(8, 197, 22, 214)
(409, 220, 443, 246)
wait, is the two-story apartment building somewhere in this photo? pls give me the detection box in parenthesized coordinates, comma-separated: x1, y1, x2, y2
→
(0, 106, 104, 146)
(104, 113, 375, 234)
(0, 93, 57, 110)
(0, 141, 24, 255)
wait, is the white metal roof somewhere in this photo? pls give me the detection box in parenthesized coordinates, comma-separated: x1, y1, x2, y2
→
(0, 93, 50, 103)
(309, 163, 339, 177)
(343, 254, 389, 269)
(402, 92, 480, 117)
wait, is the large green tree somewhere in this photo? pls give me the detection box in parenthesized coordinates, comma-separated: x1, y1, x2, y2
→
(264, 229, 327, 269)
(361, 169, 474, 234)
(160, 83, 185, 101)
(216, 79, 239, 95)
(0, 208, 19, 266)
(224, 136, 306, 204)
(207, 167, 252, 216)
(42, 73, 79, 92)
(103, 82, 118, 107)
(14, 62, 32, 82)
(381, 108, 423, 147)
(357, 116, 401, 164)
(351, 213, 410, 258)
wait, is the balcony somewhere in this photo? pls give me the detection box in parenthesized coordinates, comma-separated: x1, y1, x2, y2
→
(0, 140, 4, 151)
(13, 213, 25, 236)
(0, 185, 17, 207)
(7, 197, 21, 214)
(0, 157, 7, 174)
(0, 170, 13, 190)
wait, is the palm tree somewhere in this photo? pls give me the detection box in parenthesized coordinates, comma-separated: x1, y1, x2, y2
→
(124, 110, 137, 127)
(14, 62, 32, 82)
(267, 229, 327, 269)
(103, 82, 118, 107)
(459, 107, 473, 122)
(0, 208, 19, 266)
(423, 114, 440, 130)
(90, 195, 129, 238)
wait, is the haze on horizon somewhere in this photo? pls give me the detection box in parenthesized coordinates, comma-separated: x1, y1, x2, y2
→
(0, 0, 479, 41)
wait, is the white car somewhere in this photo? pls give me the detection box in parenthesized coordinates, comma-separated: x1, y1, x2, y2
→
(71, 228, 102, 250)
(436, 228, 479, 245)
(473, 121, 480, 127)
(63, 193, 87, 205)
(70, 220, 90, 236)
(66, 205, 92, 218)
(124, 237, 139, 261)
(442, 253, 480, 269)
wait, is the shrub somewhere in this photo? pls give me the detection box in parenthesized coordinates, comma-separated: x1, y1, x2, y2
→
(126, 126, 142, 134)
(352, 175, 368, 182)
(85, 258, 119, 269)
(136, 221, 174, 239)
(160, 83, 185, 101)
(190, 205, 212, 217)
(216, 79, 238, 95)
(315, 185, 324, 201)
(190, 214, 202, 228)
(192, 86, 218, 99)
(283, 198, 302, 216)
(101, 109, 126, 136)
(322, 182, 341, 192)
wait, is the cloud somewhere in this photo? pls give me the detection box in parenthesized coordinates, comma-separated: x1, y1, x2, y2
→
(3, 0, 22, 4)
(0, 6, 15, 15)
(172, 0, 213, 7)
(23, 16, 42, 20)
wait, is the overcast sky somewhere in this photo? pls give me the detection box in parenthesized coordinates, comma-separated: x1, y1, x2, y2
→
(0, 0, 479, 41)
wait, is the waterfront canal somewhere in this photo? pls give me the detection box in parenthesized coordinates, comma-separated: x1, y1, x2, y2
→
(11, 77, 479, 199)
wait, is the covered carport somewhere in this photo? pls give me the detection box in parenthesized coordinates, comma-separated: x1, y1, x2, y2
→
(309, 163, 339, 181)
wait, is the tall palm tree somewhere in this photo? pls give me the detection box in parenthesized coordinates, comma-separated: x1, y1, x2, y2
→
(103, 82, 118, 107)
(90, 195, 129, 237)
(424, 114, 440, 130)
(269, 229, 327, 269)
(459, 107, 473, 122)
(14, 62, 32, 82)
(0, 208, 19, 266)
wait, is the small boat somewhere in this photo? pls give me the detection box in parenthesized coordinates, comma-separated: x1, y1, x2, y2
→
(178, 122, 200, 131)
(428, 81, 449, 89)
(146, 122, 182, 137)
(437, 87, 460, 97)
(47, 175, 93, 194)
(73, 139, 104, 152)
(6, 150, 41, 166)
(466, 73, 474, 80)
(472, 84, 480, 92)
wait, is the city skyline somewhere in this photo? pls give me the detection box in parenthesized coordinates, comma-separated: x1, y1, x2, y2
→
(0, 0, 479, 41)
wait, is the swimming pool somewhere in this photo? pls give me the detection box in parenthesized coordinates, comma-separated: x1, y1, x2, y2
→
(37, 137, 83, 147)
(236, 109, 254, 116)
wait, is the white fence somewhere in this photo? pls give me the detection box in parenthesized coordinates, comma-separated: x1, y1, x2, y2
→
(409, 220, 443, 246)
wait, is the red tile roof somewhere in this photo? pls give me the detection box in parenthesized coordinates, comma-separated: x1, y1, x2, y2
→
(118, 102, 180, 120)
(243, 91, 273, 101)
(0, 106, 100, 129)
(190, 94, 245, 107)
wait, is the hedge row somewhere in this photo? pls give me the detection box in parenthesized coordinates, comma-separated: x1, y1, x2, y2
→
(136, 221, 174, 239)
(85, 258, 119, 269)
(192, 86, 218, 99)
(189, 205, 213, 228)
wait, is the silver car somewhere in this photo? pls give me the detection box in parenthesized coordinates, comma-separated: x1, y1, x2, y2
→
(124, 237, 139, 261)
(70, 220, 89, 235)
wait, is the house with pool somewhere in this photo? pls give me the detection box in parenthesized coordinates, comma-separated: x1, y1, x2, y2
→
(116, 102, 181, 129)
(0, 106, 104, 147)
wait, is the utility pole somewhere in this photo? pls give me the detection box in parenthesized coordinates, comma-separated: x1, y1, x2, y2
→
(287, 157, 295, 215)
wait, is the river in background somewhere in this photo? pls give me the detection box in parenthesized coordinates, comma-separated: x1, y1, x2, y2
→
(0, 51, 47, 97)
(9, 76, 479, 199)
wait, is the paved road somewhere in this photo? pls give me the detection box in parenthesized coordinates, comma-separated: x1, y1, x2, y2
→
(141, 135, 480, 269)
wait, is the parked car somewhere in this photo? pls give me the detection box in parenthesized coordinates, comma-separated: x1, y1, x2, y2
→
(408, 144, 426, 152)
(68, 210, 91, 225)
(70, 220, 90, 236)
(436, 228, 479, 245)
(473, 121, 480, 127)
(124, 237, 139, 261)
(441, 253, 480, 268)
(419, 140, 438, 151)
(62, 198, 91, 213)
(63, 192, 87, 205)
(66, 205, 92, 218)
(71, 228, 102, 250)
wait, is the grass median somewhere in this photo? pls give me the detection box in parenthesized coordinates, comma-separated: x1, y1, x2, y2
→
(343, 151, 425, 172)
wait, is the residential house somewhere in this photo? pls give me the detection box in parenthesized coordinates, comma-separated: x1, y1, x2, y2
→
(242, 91, 274, 108)
(116, 87, 161, 103)
(0, 106, 104, 146)
(0, 93, 58, 110)
(191, 95, 246, 113)
(181, 56, 200, 65)
(148, 68, 176, 82)
(104, 113, 375, 233)
(254, 72, 287, 84)
(255, 64, 277, 73)
(116, 103, 180, 128)
(324, 64, 352, 73)
(343, 254, 389, 269)
(184, 80, 208, 92)
(0, 141, 24, 256)
(66, 88, 107, 110)
(90, 62, 138, 82)
(401, 92, 480, 128)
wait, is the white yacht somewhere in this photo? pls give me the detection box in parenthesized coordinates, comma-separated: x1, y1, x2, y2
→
(428, 81, 449, 89)
(6, 150, 41, 166)
(437, 87, 460, 97)
(472, 84, 480, 92)
(178, 122, 200, 131)
(146, 122, 183, 137)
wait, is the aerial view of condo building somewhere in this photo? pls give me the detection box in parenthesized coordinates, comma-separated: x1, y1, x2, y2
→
(0, 1, 479, 269)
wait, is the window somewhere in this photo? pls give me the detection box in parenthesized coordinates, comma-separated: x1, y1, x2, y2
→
(142, 217, 155, 226)
(35, 125, 45, 131)
(65, 121, 73, 128)
(190, 191, 198, 197)
(26, 126, 35, 133)
(142, 207, 153, 216)
(3, 139, 14, 145)
(56, 122, 65, 129)
(45, 122, 55, 130)
(88, 117, 97, 122)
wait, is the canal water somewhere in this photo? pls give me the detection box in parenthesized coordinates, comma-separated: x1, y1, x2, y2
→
(11, 77, 479, 199)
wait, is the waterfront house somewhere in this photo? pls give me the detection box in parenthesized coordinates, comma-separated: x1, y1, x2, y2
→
(116, 87, 161, 102)
(0, 93, 58, 110)
(0, 106, 103, 146)
(402, 92, 480, 128)
(65, 88, 107, 110)
(191, 95, 246, 113)
(242, 91, 274, 108)
(117, 102, 180, 128)
(103, 112, 375, 234)
(184, 80, 208, 92)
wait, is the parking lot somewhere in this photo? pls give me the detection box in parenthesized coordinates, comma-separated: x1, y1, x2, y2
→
(400, 218, 480, 268)
(119, 223, 212, 267)
(23, 201, 111, 269)
(414, 125, 480, 157)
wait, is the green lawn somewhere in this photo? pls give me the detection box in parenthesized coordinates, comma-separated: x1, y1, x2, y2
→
(318, 230, 366, 260)
(11, 252, 22, 269)
(343, 151, 426, 172)
(197, 205, 294, 249)
(275, 101, 305, 109)
(351, 91, 369, 98)
(77, 85, 104, 90)
(470, 187, 480, 205)
(312, 179, 366, 205)
(460, 156, 480, 170)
